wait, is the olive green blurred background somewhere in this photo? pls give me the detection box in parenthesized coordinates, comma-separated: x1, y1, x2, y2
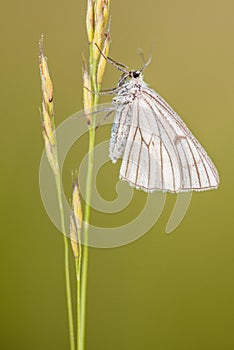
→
(1, 0, 234, 349)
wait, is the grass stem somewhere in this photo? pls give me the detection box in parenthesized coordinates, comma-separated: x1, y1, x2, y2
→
(55, 173, 75, 350)
(79, 1, 110, 347)
(76, 258, 81, 350)
(80, 121, 95, 350)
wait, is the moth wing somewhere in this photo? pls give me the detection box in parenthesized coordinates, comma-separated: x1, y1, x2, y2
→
(118, 88, 219, 192)
(109, 104, 132, 163)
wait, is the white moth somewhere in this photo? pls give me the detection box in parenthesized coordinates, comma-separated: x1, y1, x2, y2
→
(99, 47, 219, 193)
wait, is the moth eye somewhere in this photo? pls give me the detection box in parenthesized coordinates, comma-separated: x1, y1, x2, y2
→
(133, 71, 140, 78)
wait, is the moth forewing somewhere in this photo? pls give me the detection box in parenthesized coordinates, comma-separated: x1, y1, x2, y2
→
(110, 75, 219, 193)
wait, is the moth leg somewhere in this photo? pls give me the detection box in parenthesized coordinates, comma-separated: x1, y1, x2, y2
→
(95, 109, 115, 130)
(84, 85, 119, 95)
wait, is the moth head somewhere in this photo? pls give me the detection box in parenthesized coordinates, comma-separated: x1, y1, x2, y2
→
(117, 70, 142, 87)
(129, 70, 141, 79)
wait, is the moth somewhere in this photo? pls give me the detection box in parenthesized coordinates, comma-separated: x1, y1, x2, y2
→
(97, 46, 219, 193)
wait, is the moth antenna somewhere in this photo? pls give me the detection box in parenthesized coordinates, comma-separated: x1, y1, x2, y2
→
(137, 45, 153, 73)
(95, 43, 129, 73)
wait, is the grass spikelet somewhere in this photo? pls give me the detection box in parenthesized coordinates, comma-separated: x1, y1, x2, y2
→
(70, 209, 79, 259)
(82, 54, 93, 124)
(97, 30, 111, 89)
(39, 36, 58, 176)
(86, 0, 94, 43)
(70, 174, 82, 260)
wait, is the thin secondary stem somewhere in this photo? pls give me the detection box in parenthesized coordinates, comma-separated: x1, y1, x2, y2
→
(55, 173, 75, 350)
(80, 41, 98, 350)
(39, 37, 76, 350)
(76, 257, 81, 350)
